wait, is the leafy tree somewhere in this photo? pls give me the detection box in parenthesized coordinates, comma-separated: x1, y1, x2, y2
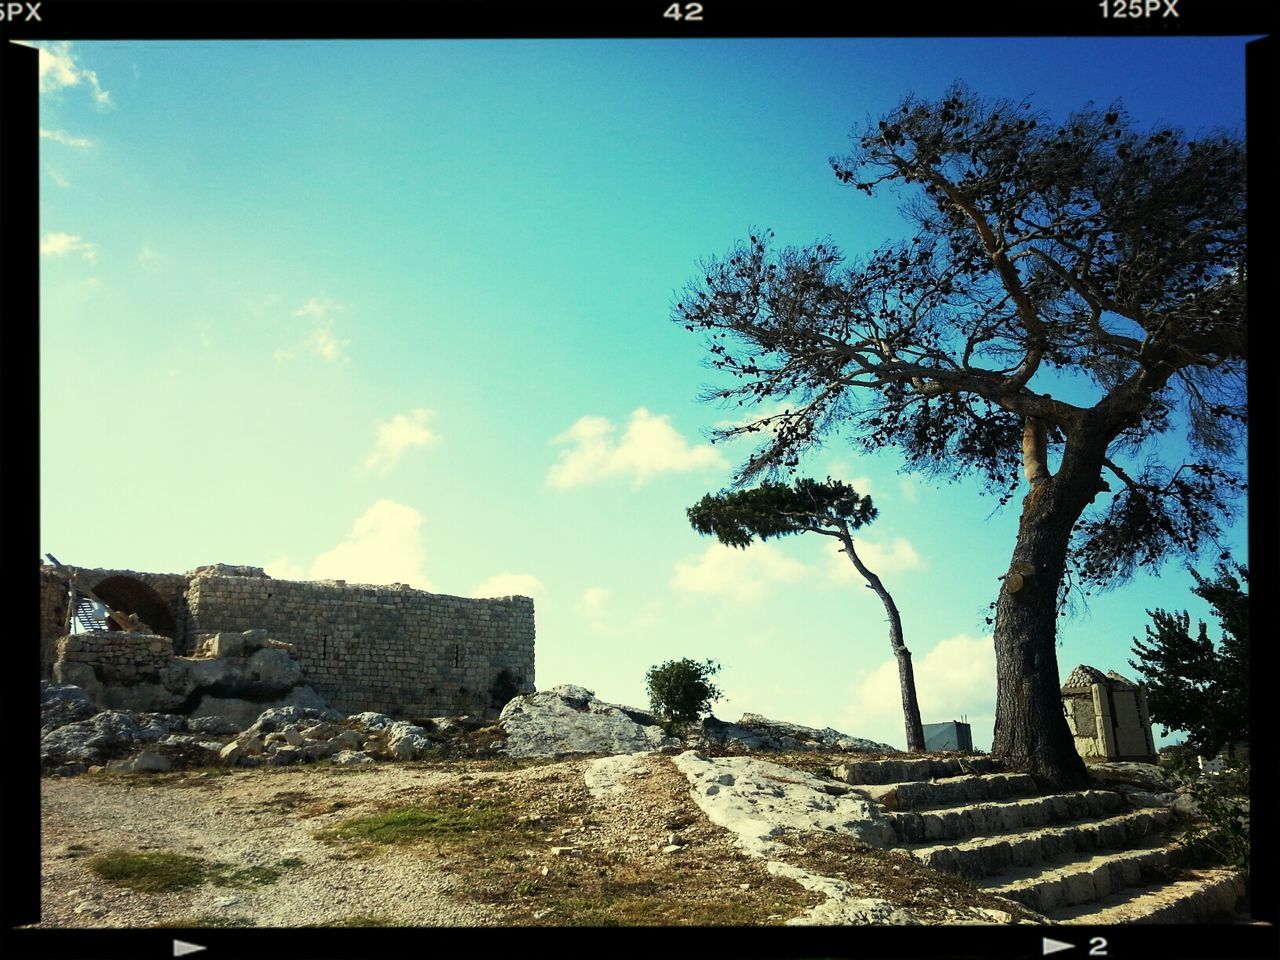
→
(1129, 560, 1248, 759)
(687, 478, 926, 752)
(645, 658, 723, 726)
(673, 83, 1245, 789)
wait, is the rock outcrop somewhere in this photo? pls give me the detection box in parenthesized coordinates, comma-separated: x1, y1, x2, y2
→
(498, 685, 682, 758)
(51, 629, 331, 728)
(700, 713, 898, 754)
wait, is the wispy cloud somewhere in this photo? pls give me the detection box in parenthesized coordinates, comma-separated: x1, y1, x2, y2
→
(40, 232, 97, 263)
(33, 41, 112, 108)
(827, 536, 924, 581)
(547, 407, 726, 489)
(39, 128, 94, 149)
(362, 408, 439, 474)
(837, 632, 996, 751)
(309, 499, 431, 589)
(577, 586, 610, 615)
(275, 295, 350, 364)
(474, 573, 544, 600)
(137, 242, 163, 273)
(670, 542, 807, 602)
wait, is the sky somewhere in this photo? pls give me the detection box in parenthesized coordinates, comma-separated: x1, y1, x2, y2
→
(33, 36, 1251, 752)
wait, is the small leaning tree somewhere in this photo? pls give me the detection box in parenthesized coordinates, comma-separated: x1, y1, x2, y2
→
(687, 478, 926, 753)
(673, 84, 1246, 789)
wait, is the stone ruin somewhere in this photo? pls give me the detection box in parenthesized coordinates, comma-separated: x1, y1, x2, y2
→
(1061, 664, 1157, 764)
(39, 560, 536, 725)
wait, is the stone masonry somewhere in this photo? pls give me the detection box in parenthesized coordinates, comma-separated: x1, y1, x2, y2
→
(39, 561, 535, 720)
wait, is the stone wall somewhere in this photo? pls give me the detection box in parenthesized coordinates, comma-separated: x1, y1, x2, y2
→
(186, 572, 534, 718)
(55, 631, 175, 689)
(38, 561, 537, 720)
(39, 564, 194, 652)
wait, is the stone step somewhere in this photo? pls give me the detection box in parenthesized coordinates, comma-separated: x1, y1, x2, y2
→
(1048, 868, 1247, 924)
(974, 836, 1183, 913)
(907, 807, 1174, 880)
(833, 755, 1000, 786)
(886, 789, 1127, 844)
(853, 772, 1039, 811)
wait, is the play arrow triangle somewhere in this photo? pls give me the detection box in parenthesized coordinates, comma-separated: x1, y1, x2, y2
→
(174, 940, 207, 957)
(1042, 937, 1075, 956)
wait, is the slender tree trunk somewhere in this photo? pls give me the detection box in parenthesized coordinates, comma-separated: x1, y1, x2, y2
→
(991, 422, 1107, 790)
(838, 528, 926, 753)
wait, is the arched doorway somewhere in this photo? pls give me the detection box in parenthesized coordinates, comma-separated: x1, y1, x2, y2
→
(91, 575, 178, 640)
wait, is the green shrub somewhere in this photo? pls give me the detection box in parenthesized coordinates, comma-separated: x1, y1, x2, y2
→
(644, 658, 723, 727)
(1176, 764, 1250, 876)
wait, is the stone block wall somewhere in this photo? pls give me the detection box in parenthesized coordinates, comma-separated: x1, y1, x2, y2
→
(55, 631, 175, 687)
(185, 572, 535, 718)
(38, 561, 536, 720)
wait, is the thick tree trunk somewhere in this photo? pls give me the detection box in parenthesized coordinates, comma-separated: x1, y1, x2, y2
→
(839, 529, 927, 753)
(991, 425, 1108, 790)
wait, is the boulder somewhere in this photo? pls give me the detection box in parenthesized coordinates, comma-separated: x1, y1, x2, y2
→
(106, 749, 172, 774)
(245, 705, 344, 737)
(187, 715, 242, 736)
(701, 714, 897, 754)
(330, 750, 375, 766)
(246, 647, 303, 690)
(498, 685, 681, 758)
(41, 710, 142, 765)
(40, 682, 98, 737)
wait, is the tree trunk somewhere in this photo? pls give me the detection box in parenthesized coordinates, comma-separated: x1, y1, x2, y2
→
(838, 528, 927, 753)
(990, 427, 1107, 790)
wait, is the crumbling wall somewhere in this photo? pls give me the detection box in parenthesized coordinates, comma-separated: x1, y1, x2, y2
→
(54, 632, 175, 703)
(38, 561, 537, 719)
(39, 564, 193, 652)
(186, 572, 535, 718)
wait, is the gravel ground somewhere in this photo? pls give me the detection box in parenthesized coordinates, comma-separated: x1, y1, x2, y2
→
(33, 751, 1046, 929)
(37, 763, 506, 928)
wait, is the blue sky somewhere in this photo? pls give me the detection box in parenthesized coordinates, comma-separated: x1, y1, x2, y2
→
(34, 37, 1250, 751)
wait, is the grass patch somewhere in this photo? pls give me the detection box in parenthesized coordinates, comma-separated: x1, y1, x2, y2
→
(89, 850, 218, 893)
(89, 849, 303, 894)
(318, 793, 511, 847)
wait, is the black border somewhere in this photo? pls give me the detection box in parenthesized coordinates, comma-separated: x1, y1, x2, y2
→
(2, 3, 1275, 959)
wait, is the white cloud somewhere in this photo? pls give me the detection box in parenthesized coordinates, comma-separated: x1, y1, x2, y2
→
(137, 242, 163, 272)
(35, 41, 112, 108)
(899, 475, 922, 504)
(40, 232, 97, 263)
(474, 573, 544, 600)
(276, 295, 350, 364)
(837, 632, 996, 751)
(362, 408, 439, 474)
(263, 555, 308, 581)
(547, 407, 726, 489)
(670, 542, 808, 602)
(577, 586, 609, 615)
(309, 500, 430, 589)
(39, 128, 94, 149)
(827, 536, 924, 582)
(47, 169, 72, 189)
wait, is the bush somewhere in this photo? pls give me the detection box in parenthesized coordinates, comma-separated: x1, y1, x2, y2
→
(645, 658, 723, 727)
(1175, 763, 1250, 876)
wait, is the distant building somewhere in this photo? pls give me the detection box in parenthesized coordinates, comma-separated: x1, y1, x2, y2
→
(1061, 664, 1157, 764)
(923, 720, 973, 752)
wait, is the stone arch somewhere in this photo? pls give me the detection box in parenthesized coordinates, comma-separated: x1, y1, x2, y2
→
(90, 575, 178, 640)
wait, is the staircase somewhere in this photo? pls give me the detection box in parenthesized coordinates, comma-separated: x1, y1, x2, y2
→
(833, 757, 1246, 924)
(71, 594, 110, 632)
